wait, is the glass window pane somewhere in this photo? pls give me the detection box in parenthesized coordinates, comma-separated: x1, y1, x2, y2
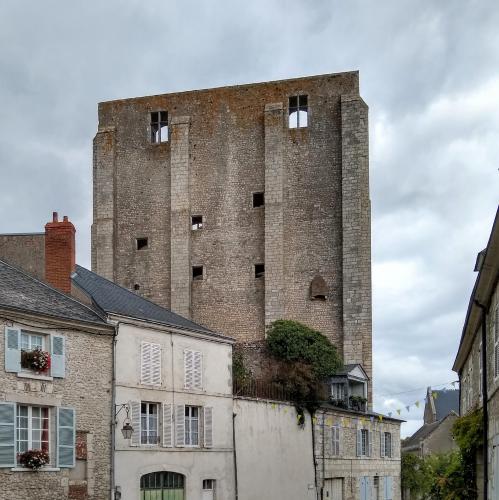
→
(299, 95, 308, 107)
(298, 110, 308, 128)
(289, 96, 298, 108)
(160, 111, 168, 122)
(160, 125, 168, 143)
(151, 112, 158, 123)
(32, 336, 43, 349)
(21, 334, 29, 350)
(289, 111, 298, 128)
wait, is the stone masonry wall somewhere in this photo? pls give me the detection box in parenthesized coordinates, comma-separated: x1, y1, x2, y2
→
(0, 316, 113, 500)
(92, 72, 371, 378)
(0, 234, 45, 280)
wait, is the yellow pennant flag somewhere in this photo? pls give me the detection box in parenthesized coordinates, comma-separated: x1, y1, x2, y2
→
(326, 418, 332, 426)
(312, 417, 317, 424)
(378, 415, 383, 422)
(396, 409, 401, 415)
(432, 392, 438, 400)
(415, 401, 420, 408)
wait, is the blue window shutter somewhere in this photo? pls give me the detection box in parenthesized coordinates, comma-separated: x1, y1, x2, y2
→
(50, 335, 65, 378)
(385, 476, 393, 500)
(57, 407, 75, 467)
(4, 328, 21, 373)
(0, 402, 16, 467)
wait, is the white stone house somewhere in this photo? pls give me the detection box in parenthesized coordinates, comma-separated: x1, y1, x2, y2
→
(72, 265, 235, 500)
(0, 259, 114, 500)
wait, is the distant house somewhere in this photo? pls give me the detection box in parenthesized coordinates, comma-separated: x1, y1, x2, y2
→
(402, 387, 459, 456)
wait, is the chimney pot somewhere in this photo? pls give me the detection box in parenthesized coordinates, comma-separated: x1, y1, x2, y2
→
(63, 215, 68, 222)
(53, 212, 58, 222)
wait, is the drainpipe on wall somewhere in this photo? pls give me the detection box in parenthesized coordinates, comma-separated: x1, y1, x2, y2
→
(311, 412, 320, 500)
(321, 412, 326, 500)
(110, 323, 119, 500)
(233, 412, 238, 500)
(474, 300, 488, 500)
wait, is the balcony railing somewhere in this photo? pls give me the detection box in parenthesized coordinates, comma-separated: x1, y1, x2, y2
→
(330, 396, 367, 413)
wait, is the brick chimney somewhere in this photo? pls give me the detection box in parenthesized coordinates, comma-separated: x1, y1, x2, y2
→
(44, 212, 76, 293)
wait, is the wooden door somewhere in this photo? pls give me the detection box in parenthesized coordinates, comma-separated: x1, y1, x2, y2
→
(324, 478, 343, 500)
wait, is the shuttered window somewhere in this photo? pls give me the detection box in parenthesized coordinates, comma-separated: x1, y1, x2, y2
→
(0, 402, 16, 467)
(162, 404, 173, 448)
(184, 349, 203, 390)
(204, 407, 213, 448)
(357, 429, 370, 457)
(57, 407, 75, 468)
(141, 342, 161, 386)
(381, 432, 392, 458)
(331, 425, 340, 456)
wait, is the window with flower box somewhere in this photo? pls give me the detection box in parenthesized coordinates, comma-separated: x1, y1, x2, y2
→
(16, 405, 50, 460)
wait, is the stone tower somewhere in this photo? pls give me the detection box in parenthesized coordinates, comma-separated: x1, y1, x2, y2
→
(92, 72, 372, 383)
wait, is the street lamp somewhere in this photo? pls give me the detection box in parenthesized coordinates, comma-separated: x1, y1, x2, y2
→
(114, 403, 133, 439)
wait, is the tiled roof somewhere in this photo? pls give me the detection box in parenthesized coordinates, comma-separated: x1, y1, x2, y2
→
(72, 265, 230, 339)
(0, 259, 107, 326)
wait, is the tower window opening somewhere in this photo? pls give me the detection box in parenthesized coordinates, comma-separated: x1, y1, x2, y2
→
(255, 264, 265, 278)
(192, 266, 204, 281)
(151, 111, 168, 143)
(136, 238, 149, 250)
(289, 95, 308, 129)
(191, 215, 203, 230)
(252, 192, 264, 208)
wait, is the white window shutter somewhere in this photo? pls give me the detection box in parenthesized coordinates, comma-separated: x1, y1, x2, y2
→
(356, 429, 361, 457)
(175, 404, 185, 447)
(184, 350, 194, 389)
(4, 328, 21, 373)
(151, 343, 161, 386)
(162, 403, 173, 448)
(57, 407, 75, 468)
(204, 407, 213, 448)
(381, 431, 385, 458)
(0, 402, 16, 467)
(194, 351, 203, 389)
(51, 335, 65, 378)
(368, 430, 373, 457)
(130, 401, 141, 446)
(338, 426, 342, 456)
(141, 342, 152, 385)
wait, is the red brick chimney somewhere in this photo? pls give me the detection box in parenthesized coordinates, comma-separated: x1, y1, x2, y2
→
(44, 212, 76, 294)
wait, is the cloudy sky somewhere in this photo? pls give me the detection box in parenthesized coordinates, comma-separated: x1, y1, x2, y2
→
(1, 0, 498, 436)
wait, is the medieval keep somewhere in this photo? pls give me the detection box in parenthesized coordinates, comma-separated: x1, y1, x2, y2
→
(91, 71, 372, 395)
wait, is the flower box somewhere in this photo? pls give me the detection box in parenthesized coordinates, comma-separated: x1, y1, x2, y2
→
(21, 348, 51, 373)
(18, 449, 50, 470)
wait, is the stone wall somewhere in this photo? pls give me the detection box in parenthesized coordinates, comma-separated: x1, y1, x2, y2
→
(0, 316, 113, 500)
(92, 72, 372, 385)
(0, 233, 45, 280)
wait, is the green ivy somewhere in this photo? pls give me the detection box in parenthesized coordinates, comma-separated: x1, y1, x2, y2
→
(266, 320, 342, 415)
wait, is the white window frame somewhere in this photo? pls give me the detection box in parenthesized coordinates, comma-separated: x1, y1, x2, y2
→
(331, 383, 345, 401)
(288, 95, 308, 129)
(140, 402, 160, 445)
(20, 331, 45, 352)
(16, 405, 50, 462)
(184, 406, 200, 447)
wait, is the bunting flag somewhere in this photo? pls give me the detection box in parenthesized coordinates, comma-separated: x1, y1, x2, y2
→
(378, 415, 383, 422)
(284, 408, 288, 414)
(388, 412, 392, 417)
(432, 392, 438, 399)
(326, 418, 333, 426)
(396, 409, 401, 415)
(370, 416, 374, 423)
(271, 404, 276, 410)
(405, 406, 410, 412)
(312, 417, 317, 425)
(415, 401, 420, 408)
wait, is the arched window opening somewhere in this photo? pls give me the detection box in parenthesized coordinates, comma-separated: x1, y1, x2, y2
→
(140, 471, 185, 500)
(310, 275, 329, 301)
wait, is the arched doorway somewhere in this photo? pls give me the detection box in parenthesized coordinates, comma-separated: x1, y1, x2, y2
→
(140, 471, 185, 500)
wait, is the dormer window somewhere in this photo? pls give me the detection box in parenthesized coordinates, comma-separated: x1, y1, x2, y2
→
(330, 364, 369, 413)
(288, 95, 308, 129)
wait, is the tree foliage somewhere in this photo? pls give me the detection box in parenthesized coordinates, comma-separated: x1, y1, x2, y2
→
(265, 320, 342, 413)
(266, 320, 342, 378)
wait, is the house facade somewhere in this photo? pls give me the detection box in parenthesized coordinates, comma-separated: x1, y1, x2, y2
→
(453, 207, 499, 500)
(71, 265, 235, 500)
(0, 259, 114, 500)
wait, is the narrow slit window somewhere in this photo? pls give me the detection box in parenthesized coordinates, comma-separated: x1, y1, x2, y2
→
(136, 238, 148, 250)
(134, 284, 140, 291)
(192, 266, 204, 281)
(289, 95, 308, 128)
(151, 111, 168, 143)
(191, 215, 203, 230)
(252, 192, 264, 208)
(255, 264, 265, 278)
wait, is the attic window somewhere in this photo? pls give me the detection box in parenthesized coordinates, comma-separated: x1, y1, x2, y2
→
(192, 266, 204, 281)
(151, 111, 168, 143)
(289, 95, 308, 128)
(191, 215, 203, 230)
(134, 284, 140, 291)
(253, 192, 264, 208)
(255, 264, 265, 279)
(310, 275, 328, 300)
(136, 238, 148, 250)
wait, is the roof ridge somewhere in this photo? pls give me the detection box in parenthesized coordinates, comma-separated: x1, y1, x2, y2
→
(0, 259, 104, 323)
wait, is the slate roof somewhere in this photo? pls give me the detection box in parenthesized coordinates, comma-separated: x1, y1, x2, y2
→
(433, 389, 460, 421)
(402, 421, 441, 449)
(0, 259, 107, 326)
(72, 265, 229, 339)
